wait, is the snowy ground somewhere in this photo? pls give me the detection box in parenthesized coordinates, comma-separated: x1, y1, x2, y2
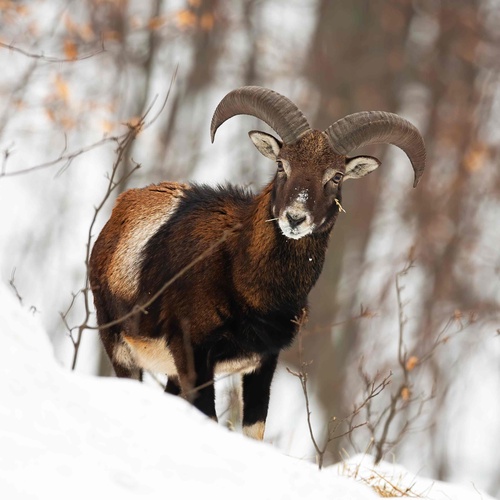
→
(0, 284, 493, 500)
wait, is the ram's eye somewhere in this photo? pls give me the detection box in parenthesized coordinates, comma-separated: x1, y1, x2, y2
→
(332, 172, 343, 184)
(277, 160, 284, 172)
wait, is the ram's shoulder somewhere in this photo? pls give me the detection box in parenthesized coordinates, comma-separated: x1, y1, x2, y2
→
(183, 183, 254, 205)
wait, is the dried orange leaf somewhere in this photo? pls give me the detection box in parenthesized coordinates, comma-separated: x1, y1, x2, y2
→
(148, 15, 166, 30)
(126, 116, 143, 131)
(401, 386, 410, 401)
(200, 13, 214, 31)
(176, 9, 197, 28)
(45, 108, 56, 122)
(464, 143, 488, 173)
(63, 39, 78, 60)
(103, 30, 121, 41)
(15, 4, 29, 15)
(55, 74, 69, 101)
(102, 120, 114, 134)
(79, 23, 94, 42)
(405, 356, 418, 372)
(64, 14, 78, 34)
(61, 115, 76, 130)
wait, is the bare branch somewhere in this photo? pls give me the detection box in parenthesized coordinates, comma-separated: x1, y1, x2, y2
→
(358, 254, 475, 465)
(0, 68, 177, 179)
(0, 134, 123, 179)
(0, 40, 105, 64)
(61, 69, 182, 370)
(8, 268, 23, 305)
(68, 123, 143, 370)
(287, 310, 384, 469)
(1, 144, 15, 176)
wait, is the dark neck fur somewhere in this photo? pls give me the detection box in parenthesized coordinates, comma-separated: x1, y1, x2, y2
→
(231, 183, 330, 313)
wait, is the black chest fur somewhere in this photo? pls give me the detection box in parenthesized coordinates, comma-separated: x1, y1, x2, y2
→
(137, 183, 326, 367)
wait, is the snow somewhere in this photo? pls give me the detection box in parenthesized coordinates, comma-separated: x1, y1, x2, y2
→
(0, 284, 494, 500)
(334, 456, 493, 500)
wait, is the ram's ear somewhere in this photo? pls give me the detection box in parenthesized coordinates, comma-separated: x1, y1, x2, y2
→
(248, 130, 283, 160)
(344, 155, 381, 180)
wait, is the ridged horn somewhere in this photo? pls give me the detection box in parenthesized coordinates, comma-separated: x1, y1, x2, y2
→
(324, 111, 426, 187)
(210, 86, 311, 145)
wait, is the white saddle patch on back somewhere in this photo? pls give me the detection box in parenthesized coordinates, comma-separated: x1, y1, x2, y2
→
(108, 194, 183, 301)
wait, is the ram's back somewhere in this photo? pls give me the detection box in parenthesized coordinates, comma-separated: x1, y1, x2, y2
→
(89, 182, 256, 342)
(90, 182, 187, 302)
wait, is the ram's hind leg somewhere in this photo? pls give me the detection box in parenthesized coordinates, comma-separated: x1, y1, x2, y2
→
(95, 301, 142, 381)
(165, 376, 181, 395)
(168, 336, 217, 420)
(181, 353, 217, 420)
(242, 354, 278, 440)
(106, 332, 143, 380)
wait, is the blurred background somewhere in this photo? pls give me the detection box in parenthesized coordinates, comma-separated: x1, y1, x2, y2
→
(1, 0, 499, 495)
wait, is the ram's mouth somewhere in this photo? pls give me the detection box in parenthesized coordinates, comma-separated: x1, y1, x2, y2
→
(278, 218, 315, 240)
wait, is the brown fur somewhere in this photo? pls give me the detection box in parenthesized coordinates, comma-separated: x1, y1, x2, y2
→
(273, 130, 345, 234)
(89, 130, 350, 433)
(89, 80, 423, 438)
(91, 182, 187, 301)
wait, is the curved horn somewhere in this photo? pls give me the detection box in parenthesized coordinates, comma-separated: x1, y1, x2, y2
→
(325, 111, 426, 187)
(210, 86, 311, 145)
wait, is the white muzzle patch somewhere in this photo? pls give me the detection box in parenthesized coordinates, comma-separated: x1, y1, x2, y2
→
(278, 190, 315, 240)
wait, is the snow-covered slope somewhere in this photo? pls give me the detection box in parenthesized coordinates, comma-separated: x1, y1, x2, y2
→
(0, 285, 493, 500)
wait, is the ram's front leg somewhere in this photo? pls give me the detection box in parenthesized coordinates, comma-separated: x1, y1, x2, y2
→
(242, 354, 278, 440)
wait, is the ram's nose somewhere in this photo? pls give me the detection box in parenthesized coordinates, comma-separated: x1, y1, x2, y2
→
(286, 211, 306, 228)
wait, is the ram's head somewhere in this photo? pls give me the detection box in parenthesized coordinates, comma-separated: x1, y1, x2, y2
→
(211, 86, 426, 240)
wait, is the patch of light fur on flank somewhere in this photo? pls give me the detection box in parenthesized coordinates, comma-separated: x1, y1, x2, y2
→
(119, 336, 260, 379)
(108, 195, 183, 301)
(122, 336, 178, 376)
(113, 339, 137, 369)
(215, 354, 261, 375)
(243, 421, 265, 440)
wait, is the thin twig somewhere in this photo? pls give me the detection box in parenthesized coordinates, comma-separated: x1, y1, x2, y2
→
(1, 134, 123, 178)
(67, 124, 142, 369)
(0, 70, 176, 179)
(9, 268, 23, 305)
(335, 198, 346, 213)
(62, 70, 180, 369)
(372, 259, 415, 463)
(0, 40, 105, 63)
(360, 254, 473, 465)
(287, 310, 382, 469)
